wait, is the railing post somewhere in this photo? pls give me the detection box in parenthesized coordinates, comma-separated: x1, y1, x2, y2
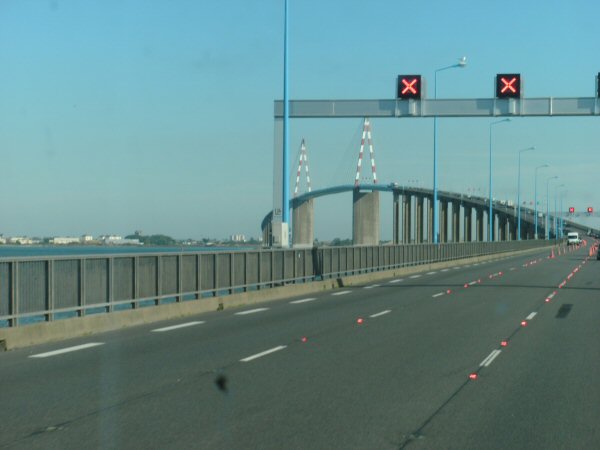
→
(79, 258, 86, 316)
(46, 259, 54, 322)
(107, 257, 114, 313)
(156, 255, 162, 306)
(11, 262, 19, 327)
(133, 256, 139, 309)
(177, 254, 183, 302)
(196, 253, 202, 299)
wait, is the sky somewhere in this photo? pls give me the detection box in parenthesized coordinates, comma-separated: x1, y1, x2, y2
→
(0, 0, 599, 240)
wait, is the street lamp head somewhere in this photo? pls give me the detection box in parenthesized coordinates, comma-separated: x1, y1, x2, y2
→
(458, 56, 467, 68)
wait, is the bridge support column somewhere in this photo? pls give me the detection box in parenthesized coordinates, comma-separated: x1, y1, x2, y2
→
(463, 206, 472, 242)
(393, 192, 400, 244)
(403, 194, 411, 243)
(439, 201, 448, 243)
(416, 196, 424, 243)
(292, 199, 314, 247)
(427, 197, 433, 243)
(353, 190, 380, 245)
(497, 214, 505, 241)
(452, 201, 460, 242)
(507, 217, 515, 241)
(476, 208, 484, 242)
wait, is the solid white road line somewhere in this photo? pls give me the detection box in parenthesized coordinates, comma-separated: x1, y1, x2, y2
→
(29, 343, 104, 359)
(453, 267, 460, 270)
(240, 345, 287, 362)
(332, 290, 351, 296)
(152, 321, 205, 332)
(526, 312, 537, 320)
(432, 292, 445, 298)
(426, 271, 437, 275)
(364, 284, 380, 289)
(468, 281, 477, 286)
(510, 267, 516, 271)
(290, 297, 317, 304)
(235, 308, 269, 315)
(409, 274, 421, 279)
(369, 310, 391, 318)
(441, 269, 450, 272)
(389, 279, 404, 283)
(480, 349, 502, 367)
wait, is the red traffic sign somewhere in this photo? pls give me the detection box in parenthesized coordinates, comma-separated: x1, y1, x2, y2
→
(496, 73, 521, 98)
(397, 75, 422, 100)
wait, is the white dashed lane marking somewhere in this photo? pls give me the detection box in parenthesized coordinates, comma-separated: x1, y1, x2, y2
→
(152, 321, 205, 332)
(235, 308, 269, 316)
(29, 343, 104, 359)
(480, 349, 502, 367)
(332, 291, 351, 296)
(290, 298, 317, 304)
(240, 346, 287, 363)
(369, 310, 391, 318)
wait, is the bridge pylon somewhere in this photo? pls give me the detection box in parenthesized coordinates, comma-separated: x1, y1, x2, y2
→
(292, 139, 315, 247)
(354, 118, 378, 187)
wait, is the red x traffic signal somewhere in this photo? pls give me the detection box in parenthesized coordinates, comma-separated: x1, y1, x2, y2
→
(569, 207, 575, 214)
(496, 74, 521, 98)
(587, 207, 593, 214)
(397, 75, 422, 100)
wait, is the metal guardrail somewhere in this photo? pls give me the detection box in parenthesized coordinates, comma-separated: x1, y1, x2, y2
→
(0, 240, 552, 327)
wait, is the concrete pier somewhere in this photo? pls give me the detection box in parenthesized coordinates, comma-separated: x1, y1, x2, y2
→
(352, 190, 380, 245)
(292, 199, 314, 247)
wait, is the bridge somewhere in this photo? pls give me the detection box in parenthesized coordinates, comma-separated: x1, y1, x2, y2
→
(262, 117, 595, 247)
(262, 183, 561, 247)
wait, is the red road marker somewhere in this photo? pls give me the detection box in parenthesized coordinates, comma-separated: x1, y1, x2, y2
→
(521, 320, 528, 327)
(356, 318, 364, 324)
(469, 373, 478, 380)
(301, 336, 308, 343)
(446, 289, 452, 294)
(500, 340, 508, 347)
(464, 283, 469, 288)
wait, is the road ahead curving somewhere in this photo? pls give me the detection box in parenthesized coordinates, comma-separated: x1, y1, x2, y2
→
(1, 243, 599, 449)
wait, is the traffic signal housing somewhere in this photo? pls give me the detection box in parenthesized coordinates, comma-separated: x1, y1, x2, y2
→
(397, 75, 422, 100)
(587, 207, 593, 214)
(496, 74, 521, 98)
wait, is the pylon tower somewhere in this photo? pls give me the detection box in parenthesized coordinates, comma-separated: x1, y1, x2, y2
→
(293, 138, 312, 197)
(354, 118, 378, 187)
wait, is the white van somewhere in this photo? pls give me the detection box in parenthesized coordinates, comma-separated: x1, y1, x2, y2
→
(567, 232, 581, 245)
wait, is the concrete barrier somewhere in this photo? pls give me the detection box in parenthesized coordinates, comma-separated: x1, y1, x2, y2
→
(0, 245, 552, 351)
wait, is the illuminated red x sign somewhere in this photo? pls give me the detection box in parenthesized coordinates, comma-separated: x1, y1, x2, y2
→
(500, 77, 517, 93)
(397, 75, 422, 99)
(496, 73, 521, 98)
(402, 78, 418, 94)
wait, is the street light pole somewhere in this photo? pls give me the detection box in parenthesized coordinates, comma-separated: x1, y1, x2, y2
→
(546, 176, 558, 240)
(488, 118, 510, 241)
(555, 184, 565, 239)
(433, 57, 466, 244)
(517, 146, 535, 240)
(534, 164, 549, 239)
(558, 188, 567, 239)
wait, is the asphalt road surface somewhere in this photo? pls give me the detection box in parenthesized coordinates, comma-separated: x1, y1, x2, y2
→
(1, 243, 598, 449)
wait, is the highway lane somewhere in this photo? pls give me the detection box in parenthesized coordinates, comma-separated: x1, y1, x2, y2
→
(0, 244, 596, 449)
